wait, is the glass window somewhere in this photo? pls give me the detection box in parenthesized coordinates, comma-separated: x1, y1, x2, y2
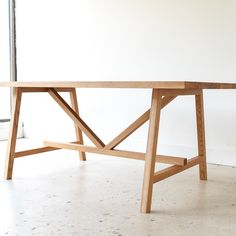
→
(0, 0, 10, 120)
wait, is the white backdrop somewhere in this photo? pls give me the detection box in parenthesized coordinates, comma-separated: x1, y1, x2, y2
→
(9, 0, 236, 165)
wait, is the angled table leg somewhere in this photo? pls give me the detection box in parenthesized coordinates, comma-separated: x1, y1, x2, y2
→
(141, 89, 162, 213)
(195, 90, 207, 180)
(69, 88, 86, 161)
(4, 88, 22, 180)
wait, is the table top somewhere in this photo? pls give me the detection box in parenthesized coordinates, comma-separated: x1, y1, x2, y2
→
(1, 81, 236, 89)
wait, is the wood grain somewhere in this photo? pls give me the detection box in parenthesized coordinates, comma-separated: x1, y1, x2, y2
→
(48, 88, 105, 148)
(1, 81, 236, 89)
(4, 88, 22, 179)
(141, 89, 162, 213)
(104, 96, 176, 150)
(44, 140, 187, 166)
(70, 89, 86, 161)
(195, 90, 207, 180)
(14, 141, 80, 158)
(153, 156, 200, 183)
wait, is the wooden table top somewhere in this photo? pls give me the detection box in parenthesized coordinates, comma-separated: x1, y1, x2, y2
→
(0, 81, 236, 89)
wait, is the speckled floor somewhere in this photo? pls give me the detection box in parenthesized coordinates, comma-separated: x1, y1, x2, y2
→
(0, 139, 235, 236)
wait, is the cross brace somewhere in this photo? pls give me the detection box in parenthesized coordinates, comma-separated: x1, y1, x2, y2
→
(4, 87, 207, 215)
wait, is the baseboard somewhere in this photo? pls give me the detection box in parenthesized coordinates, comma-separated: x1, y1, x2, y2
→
(158, 143, 236, 167)
(0, 121, 24, 140)
(206, 146, 236, 167)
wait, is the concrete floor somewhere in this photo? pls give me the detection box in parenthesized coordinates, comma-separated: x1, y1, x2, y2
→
(0, 139, 235, 236)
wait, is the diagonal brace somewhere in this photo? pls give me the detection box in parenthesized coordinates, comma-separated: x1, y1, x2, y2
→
(104, 95, 177, 150)
(48, 88, 105, 148)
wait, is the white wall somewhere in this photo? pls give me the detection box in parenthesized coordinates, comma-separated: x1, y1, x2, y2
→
(14, 0, 236, 165)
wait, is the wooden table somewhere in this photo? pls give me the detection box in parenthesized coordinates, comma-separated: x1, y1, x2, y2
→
(1, 81, 236, 213)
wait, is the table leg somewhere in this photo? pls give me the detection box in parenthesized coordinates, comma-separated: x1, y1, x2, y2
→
(141, 89, 162, 213)
(195, 90, 207, 180)
(4, 88, 22, 179)
(70, 88, 86, 161)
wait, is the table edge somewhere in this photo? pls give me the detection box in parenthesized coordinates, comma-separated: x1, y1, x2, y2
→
(0, 81, 236, 89)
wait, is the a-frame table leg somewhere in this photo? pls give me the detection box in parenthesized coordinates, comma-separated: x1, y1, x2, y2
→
(69, 88, 86, 161)
(4, 88, 22, 179)
(195, 90, 207, 180)
(141, 89, 162, 213)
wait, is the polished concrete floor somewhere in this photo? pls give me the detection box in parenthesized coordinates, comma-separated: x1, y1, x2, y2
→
(0, 139, 235, 236)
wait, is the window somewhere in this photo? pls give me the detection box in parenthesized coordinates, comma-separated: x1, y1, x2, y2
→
(0, 0, 11, 122)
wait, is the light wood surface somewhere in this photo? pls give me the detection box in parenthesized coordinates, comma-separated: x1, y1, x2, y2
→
(195, 91, 207, 180)
(44, 141, 187, 166)
(1, 81, 236, 89)
(104, 109, 150, 150)
(159, 89, 201, 96)
(70, 89, 86, 161)
(153, 156, 200, 183)
(14, 141, 84, 158)
(4, 88, 22, 179)
(141, 89, 162, 213)
(104, 96, 176, 150)
(48, 88, 105, 148)
(20, 87, 74, 92)
(2, 81, 217, 213)
(15, 146, 60, 157)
